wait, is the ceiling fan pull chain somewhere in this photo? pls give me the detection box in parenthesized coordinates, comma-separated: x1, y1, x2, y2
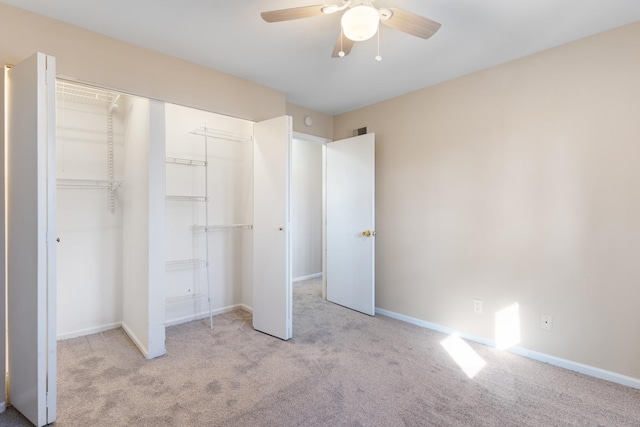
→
(375, 27, 382, 61)
(339, 27, 346, 57)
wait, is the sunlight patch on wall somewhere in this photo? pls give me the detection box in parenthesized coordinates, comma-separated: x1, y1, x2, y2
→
(441, 334, 486, 379)
(495, 303, 521, 350)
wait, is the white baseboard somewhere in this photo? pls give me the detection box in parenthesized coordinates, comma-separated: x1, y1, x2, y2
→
(0, 401, 6, 413)
(375, 307, 640, 390)
(238, 304, 253, 313)
(121, 322, 149, 359)
(293, 272, 322, 282)
(57, 322, 122, 341)
(164, 304, 244, 327)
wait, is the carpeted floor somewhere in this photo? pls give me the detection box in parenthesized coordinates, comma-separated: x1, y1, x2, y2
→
(2, 278, 640, 426)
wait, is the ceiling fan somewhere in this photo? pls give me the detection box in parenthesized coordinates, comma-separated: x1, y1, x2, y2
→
(261, 0, 441, 59)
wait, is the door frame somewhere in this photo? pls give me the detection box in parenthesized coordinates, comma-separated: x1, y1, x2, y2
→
(292, 132, 331, 299)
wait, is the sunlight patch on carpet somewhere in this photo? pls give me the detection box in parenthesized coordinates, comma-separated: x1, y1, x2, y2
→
(440, 334, 486, 379)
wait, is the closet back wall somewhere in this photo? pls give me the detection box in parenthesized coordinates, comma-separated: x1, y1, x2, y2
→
(56, 92, 125, 339)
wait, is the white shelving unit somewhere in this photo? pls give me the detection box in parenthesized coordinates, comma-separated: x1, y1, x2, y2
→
(56, 81, 123, 212)
(165, 113, 254, 329)
(165, 131, 213, 328)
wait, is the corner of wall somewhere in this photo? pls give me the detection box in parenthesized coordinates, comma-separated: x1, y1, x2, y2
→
(286, 102, 334, 141)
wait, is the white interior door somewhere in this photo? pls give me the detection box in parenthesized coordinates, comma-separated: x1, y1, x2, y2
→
(6, 52, 57, 426)
(252, 116, 292, 340)
(326, 133, 375, 315)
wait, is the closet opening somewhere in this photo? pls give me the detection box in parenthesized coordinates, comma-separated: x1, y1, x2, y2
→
(55, 81, 255, 357)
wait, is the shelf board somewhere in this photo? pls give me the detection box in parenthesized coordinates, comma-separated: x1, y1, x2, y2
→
(165, 259, 207, 269)
(165, 157, 207, 167)
(57, 178, 123, 189)
(56, 80, 120, 109)
(192, 224, 253, 232)
(166, 195, 208, 202)
(165, 293, 208, 307)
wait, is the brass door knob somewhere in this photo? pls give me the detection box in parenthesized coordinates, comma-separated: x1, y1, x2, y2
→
(362, 230, 372, 237)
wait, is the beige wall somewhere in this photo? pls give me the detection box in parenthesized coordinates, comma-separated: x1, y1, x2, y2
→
(0, 3, 285, 121)
(334, 22, 640, 380)
(286, 102, 333, 140)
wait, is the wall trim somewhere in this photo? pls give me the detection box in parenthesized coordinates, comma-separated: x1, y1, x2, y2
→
(292, 131, 331, 144)
(121, 322, 149, 359)
(239, 304, 253, 313)
(375, 307, 640, 390)
(293, 272, 322, 282)
(57, 322, 122, 341)
(164, 304, 244, 327)
(0, 401, 6, 413)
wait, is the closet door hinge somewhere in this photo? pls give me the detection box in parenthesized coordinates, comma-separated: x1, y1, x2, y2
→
(44, 55, 55, 86)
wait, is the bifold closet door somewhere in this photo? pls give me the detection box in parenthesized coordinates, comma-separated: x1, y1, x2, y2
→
(6, 52, 57, 426)
(253, 116, 292, 340)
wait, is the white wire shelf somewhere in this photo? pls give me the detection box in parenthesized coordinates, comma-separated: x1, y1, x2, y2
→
(57, 178, 123, 189)
(192, 224, 253, 232)
(165, 293, 208, 307)
(165, 157, 207, 167)
(190, 126, 252, 143)
(165, 259, 207, 269)
(166, 195, 208, 202)
(56, 80, 120, 109)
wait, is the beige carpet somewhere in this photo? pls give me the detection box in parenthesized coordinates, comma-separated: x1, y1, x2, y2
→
(2, 278, 640, 426)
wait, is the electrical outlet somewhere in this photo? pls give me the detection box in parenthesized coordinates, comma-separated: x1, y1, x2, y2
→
(541, 315, 553, 331)
(473, 299, 483, 314)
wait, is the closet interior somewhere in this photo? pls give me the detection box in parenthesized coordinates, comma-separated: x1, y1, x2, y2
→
(164, 103, 253, 327)
(55, 82, 254, 353)
(56, 81, 127, 340)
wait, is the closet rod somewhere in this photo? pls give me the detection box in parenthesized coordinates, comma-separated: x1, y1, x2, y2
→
(190, 126, 252, 143)
(192, 224, 253, 232)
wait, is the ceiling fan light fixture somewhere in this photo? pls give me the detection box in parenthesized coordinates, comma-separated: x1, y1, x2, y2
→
(341, 5, 379, 41)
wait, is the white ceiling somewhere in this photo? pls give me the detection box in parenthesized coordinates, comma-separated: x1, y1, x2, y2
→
(5, 0, 640, 115)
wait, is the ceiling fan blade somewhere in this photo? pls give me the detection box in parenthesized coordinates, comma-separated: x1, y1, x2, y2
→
(331, 33, 355, 58)
(380, 8, 441, 39)
(261, 5, 327, 23)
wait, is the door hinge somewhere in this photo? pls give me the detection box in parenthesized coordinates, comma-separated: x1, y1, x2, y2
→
(45, 56, 54, 86)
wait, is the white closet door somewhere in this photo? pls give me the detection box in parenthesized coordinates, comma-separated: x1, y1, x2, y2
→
(326, 133, 376, 316)
(253, 116, 292, 340)
(6, 52, 57, 426)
